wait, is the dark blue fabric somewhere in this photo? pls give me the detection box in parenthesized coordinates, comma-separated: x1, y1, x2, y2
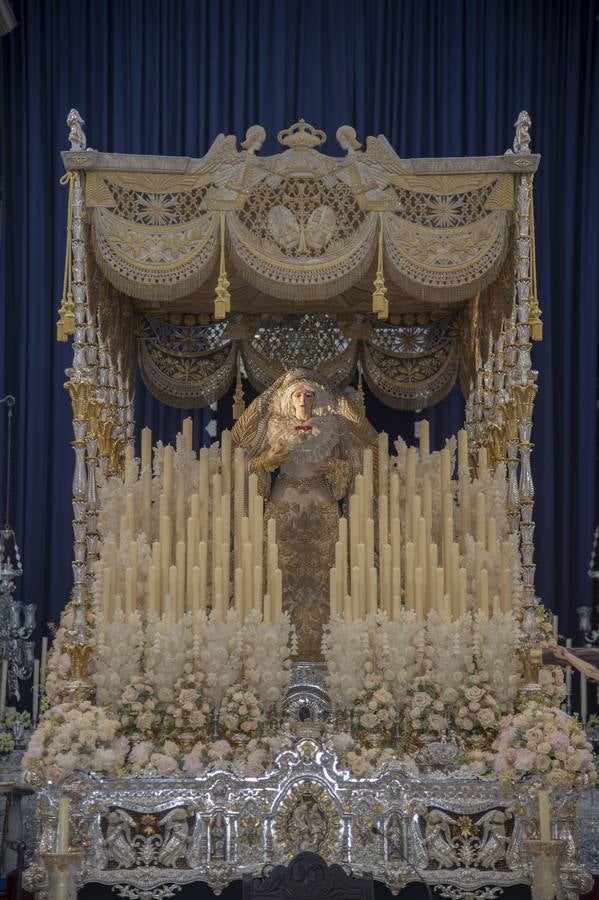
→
(0, 0, 598, 642)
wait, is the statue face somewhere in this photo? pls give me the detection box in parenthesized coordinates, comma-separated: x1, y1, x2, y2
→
(290, 387, 315, 421)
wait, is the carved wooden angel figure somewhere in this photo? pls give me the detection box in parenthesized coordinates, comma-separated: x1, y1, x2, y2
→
(232, 368, 377, 659)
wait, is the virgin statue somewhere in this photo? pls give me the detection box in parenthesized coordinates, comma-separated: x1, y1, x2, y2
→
(232, 369, 377, 659)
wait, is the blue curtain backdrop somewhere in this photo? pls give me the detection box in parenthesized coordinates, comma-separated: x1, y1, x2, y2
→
(0, 0, 598, 643)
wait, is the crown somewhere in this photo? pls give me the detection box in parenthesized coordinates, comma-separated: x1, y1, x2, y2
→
(277, 119, 326, 150)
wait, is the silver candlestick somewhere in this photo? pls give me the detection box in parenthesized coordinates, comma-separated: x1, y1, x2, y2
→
(0, 396, 36, 702)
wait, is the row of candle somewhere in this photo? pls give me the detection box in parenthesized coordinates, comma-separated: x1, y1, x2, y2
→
(330, 425, 513, 622)
(100, 420, 283, 624)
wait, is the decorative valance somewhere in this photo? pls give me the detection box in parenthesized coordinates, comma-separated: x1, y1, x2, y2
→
(138, 311, 462, 410)
(60, 117, 540, 409)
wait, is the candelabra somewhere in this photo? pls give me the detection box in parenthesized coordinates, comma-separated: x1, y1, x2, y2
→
(0, 396, 36, 703)
(577, 525, 599, 646)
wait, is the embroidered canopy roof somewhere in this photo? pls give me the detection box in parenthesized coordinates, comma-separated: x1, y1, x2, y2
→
(61, 118, 539, 409)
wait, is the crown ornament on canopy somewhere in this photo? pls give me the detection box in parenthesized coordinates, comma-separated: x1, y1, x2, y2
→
(277, 119, 327, 149)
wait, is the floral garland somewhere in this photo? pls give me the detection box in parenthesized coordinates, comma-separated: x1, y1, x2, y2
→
(219, 684, 264, 741)
(492, 701, 596, 789)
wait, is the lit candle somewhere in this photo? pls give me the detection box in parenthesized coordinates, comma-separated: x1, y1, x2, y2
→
(32, 659, 40, 727)
(57, 796, 70, 853)
(537, 790, 551, 842)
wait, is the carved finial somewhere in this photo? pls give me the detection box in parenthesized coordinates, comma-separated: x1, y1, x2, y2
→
(512, 111, 532, 154)
(241, 125, 266, 155)
(67, 109, 87, 151)
(336, 125, 361, 152)
(277, 119, 326, 150)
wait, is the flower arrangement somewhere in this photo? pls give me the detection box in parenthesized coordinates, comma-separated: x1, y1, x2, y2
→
(0, 731, 14, 754)
(452, 674, 502, 745)
(22, 701, 126, 785)
(164, 667, 211, 738)
(353, 665, 396, 739)
(492, 701, 597, 789)
(219, 684, 264, 742)
(403, 675, 449, 744)
(118, 676, 162, 738)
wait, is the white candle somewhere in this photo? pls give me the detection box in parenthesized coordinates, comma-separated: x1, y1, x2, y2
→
(141, 426, 152, 472)
(581, 674, 588, 725)
(163, 444, 174, 495)
(565, 637, 572, 700)
(537, 789, 551, 842)
(40, 636, 48, 689)
(457, 428, 468, 472)
(478, 446, 488, 480)
(419, 419, 429, 459)
(57, 796, 70, 852)
(182, 416, 193, 453)
(552, 615, 559, 643)
(378, 432, 389, 496)
(31, 659, 40, 727)
(414, 566, 424, 622)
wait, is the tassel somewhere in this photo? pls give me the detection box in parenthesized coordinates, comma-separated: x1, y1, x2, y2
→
(372, 213, 388, 320)
(214, 211, 231, 321)
(356, 360, 366, 418)
(232, 353, 245, 420)
(56, 172, 76, 341)
(528, 181, 543, 341)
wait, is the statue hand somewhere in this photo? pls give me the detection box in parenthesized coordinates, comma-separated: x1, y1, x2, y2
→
(315, 458, 334, 474)
(264, 445, 289, 468)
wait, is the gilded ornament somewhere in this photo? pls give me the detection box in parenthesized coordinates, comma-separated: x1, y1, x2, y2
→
(64, 379, 92, 421)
